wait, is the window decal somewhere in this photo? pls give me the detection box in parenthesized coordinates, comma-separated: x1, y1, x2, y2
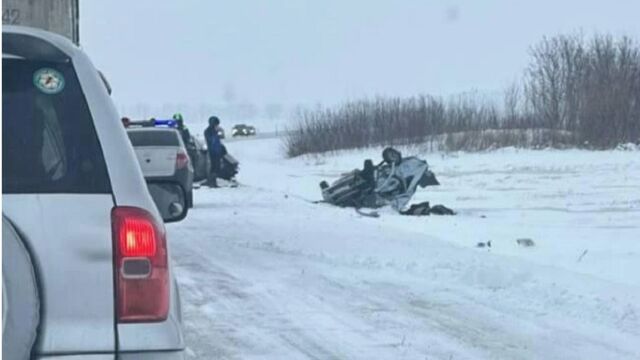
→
(33, 68, 65, 94)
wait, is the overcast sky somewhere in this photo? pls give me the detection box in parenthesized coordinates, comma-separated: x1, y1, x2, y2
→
(81, 0, 640, 121)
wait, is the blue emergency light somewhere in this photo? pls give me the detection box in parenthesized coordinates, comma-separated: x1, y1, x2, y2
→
(153, 119, 178, 128)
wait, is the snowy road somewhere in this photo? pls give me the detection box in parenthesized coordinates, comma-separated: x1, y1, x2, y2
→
(168, 139, 640, 359)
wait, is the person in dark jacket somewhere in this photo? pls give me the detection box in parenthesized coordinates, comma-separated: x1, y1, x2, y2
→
(173, 113, 193, 147)
(173, 113, 198, 171)
(204, 116, 224, 187)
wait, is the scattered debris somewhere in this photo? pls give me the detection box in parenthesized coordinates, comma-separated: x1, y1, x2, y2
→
(400, 202, 456, 216)
(429, 204, 456, 216)
(517, 238, 535, 247)
(577, 249, 588, 262)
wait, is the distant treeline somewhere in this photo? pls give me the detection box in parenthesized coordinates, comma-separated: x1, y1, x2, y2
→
(285, 33, 640, 157)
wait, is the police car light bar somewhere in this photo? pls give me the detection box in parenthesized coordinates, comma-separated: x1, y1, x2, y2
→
(127, 119, 178, 128)
(154, 119, 178, 128)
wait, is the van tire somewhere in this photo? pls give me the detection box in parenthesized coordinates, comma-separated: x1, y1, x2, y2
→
(2, 217, 40, 360)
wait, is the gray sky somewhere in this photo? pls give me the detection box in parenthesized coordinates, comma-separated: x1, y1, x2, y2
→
(81, 0, 640, 123)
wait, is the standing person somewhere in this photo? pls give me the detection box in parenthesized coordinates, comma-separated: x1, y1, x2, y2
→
(204, 116, 223, 188)
(173, 113, 193, 147)
(173, 113, 200, 181)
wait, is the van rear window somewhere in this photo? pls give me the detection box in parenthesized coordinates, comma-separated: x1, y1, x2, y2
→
(2, 58, 111, 194)
(127, 130, 180, 147)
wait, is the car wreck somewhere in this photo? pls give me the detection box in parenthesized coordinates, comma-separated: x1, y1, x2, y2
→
(320, 148, 453, 215)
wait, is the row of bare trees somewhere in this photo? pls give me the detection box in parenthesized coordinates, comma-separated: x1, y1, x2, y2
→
(285, 33, 640, 156)
(285, 96, 528, 157)
(523, 34, 640, 147)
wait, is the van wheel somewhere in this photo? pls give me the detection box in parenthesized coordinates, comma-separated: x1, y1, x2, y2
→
(3, 217, 40, 360)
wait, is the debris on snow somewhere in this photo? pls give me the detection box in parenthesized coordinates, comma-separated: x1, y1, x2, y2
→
(517, 238, 536, 247)
(400, 202, 456, 216)
(577, 249, 589, 262)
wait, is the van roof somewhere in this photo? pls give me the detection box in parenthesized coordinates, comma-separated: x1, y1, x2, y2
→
(2, 25, 80, 61)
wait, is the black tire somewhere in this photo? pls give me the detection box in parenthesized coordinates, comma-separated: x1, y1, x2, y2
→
(187, 189, 194, 208)
(3, 217, 40, 360)
(382, 147, 402, 165)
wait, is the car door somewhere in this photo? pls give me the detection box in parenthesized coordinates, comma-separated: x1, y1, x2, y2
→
(2, 55, 116, 357)
(192, 138, 207, 180)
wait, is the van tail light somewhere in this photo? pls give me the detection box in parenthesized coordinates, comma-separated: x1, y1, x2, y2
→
(112, 207, 169, 323)
(176, 151, 189, 169)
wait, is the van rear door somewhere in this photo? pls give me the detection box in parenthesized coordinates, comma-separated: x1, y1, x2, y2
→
(2, 55, 116, 356)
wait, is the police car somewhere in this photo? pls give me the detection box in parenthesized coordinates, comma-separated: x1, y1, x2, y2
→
(126, 119, 195, 208)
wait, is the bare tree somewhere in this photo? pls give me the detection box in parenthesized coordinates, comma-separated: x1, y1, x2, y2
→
(285, 32, 640, 156)
(580, 35, 640, 147)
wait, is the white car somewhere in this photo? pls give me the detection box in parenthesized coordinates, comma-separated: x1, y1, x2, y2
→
(2, 26, 185, 359)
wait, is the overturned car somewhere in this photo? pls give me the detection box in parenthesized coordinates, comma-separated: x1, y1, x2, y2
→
(320, 148, 452, 215)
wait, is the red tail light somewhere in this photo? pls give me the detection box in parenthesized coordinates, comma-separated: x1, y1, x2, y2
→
(112, 207, 169, 323)
(176, 151, 189, 169)
(119, 217, 156, 257)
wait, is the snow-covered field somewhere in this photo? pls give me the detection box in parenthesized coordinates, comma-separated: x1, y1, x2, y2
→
(168, 137, 640, 359)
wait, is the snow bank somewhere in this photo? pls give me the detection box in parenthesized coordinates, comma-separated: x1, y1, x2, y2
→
(170, 137, 640, 359)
